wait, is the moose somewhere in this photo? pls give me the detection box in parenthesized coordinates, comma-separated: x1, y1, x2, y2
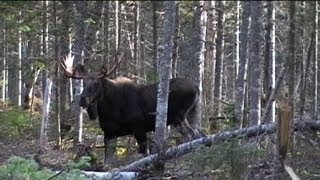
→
(60, 52, 204, 164)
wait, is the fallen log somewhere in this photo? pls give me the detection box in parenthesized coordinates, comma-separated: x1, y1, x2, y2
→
(120, 120, 320, 171)
(51, 120, 319, 179)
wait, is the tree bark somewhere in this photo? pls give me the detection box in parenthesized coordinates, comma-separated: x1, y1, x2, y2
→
(249, 1, 263, 126)
(312, 1, 318, 118)
(154, 0, 175, 173)
(59, 0, 71, 134)
(53, 0, 62, 148)
(235, 1, 250, 127)
(72, 1, 86, 144)
(213, 1, 224, 117)
(189, 1, 206, 129)
(39, 79, 53, 150)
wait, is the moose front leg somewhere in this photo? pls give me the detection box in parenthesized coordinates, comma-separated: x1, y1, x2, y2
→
(103, 134, 117, 165)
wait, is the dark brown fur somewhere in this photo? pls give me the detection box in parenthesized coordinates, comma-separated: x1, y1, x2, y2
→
(80, 77, 202, 163)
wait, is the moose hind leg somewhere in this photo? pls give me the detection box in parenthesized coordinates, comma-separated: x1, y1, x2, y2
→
(134, 132, 149, 156)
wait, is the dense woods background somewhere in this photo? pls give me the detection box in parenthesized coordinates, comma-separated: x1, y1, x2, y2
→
(0, 1, 319, 179)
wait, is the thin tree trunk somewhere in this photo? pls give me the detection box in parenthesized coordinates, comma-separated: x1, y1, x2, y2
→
(270, 2, 276, 123)
(18, 11, 22, 107)
(287, 0, 296, 159)
(249, 1, 263, 126)
(73, 1, 86, 144)
(235, 1, 250, 127)
(152, 1, 158, 79)
(264, 1, 276, 123)
(287, 1, 296, 115)
(115, 1, 121, 51)
(39, 79, 52, 150)
(103, 1, 110, 65)
(171, 2, 180, 78)
(59, 1, 71, 133)
(53, 0, 61, 148)
(134, 1, 141, 81)
(154, 1, 175, 173)
(2, 20, 7, 102)
(41, 0, 48, 101)
(313, 1, 318, 118)
(213, 1, 224, 118)
(189, 1, 206, 129)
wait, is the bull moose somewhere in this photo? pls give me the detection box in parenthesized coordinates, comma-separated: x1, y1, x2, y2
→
(60, 52, 204, 164)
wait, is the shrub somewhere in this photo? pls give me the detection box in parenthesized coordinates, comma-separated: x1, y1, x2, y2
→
(0, 108, 38, 140)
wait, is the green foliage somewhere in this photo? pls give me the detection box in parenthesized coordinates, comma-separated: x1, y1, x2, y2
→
(84, 18, 96, 25)
(66, 156, 92, 169)
(0, 108, 36, 140)
(0, 156, 54, 180)
(18, 24, 31, 32)
(0, 156, 92, 180)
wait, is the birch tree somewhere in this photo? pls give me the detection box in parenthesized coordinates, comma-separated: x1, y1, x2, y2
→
(72, 1, 86, 144)
(213, 1, 224, 117)
(154, 0, 175, 172)
(249, 1, 263, 125)
(312, 1, 318, 118)
(189, 1, 206, 129)
(264, 1, 276, 123)
(39, 79, 52, 150)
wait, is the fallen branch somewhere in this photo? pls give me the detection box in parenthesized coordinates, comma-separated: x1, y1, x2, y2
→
(51, 120, 319, 179)
(120, 123, 276, 171)
(119, 120, 320, 172)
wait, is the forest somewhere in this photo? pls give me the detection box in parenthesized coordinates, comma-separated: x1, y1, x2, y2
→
(0, 1, 319, 179)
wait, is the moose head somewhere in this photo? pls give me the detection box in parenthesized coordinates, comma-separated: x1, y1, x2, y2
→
(59, 52, 125, 118)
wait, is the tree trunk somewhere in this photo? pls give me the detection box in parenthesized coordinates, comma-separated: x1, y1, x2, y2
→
(213, 1, 224, 118)
(53, 0, 62, 148)
(39, 79, 52, 150)
(171, 2, 180, 78)
(154, 0, 175, 173)
(312, 1, 318, 118)
(18, 11, 23, 107)
(72, 1, 86, 144)
(133, 1, 141, 82)
(2, 19, 7, 102)
(115, 1, 121, 51)
(189, 1, 207, 129)
(152, 1, 158, 81)
(59, 0, 71, 134)
(103, 1, 110, 65)
(235, 1, 250, 127)
(287, 1, 296, 114)
(249, 1, 263, 126)
(264, 1, 276, 123)
(41, 0, 48, 101)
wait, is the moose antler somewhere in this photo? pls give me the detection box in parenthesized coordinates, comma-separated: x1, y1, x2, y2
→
(59, 53, 88, 79)
(60, 51, 125, 80)
(101, 51, 125, 77)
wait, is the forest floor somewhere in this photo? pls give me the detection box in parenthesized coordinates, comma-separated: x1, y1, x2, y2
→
(0, 136, 217, 179)
(1, 130, 320, 179)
